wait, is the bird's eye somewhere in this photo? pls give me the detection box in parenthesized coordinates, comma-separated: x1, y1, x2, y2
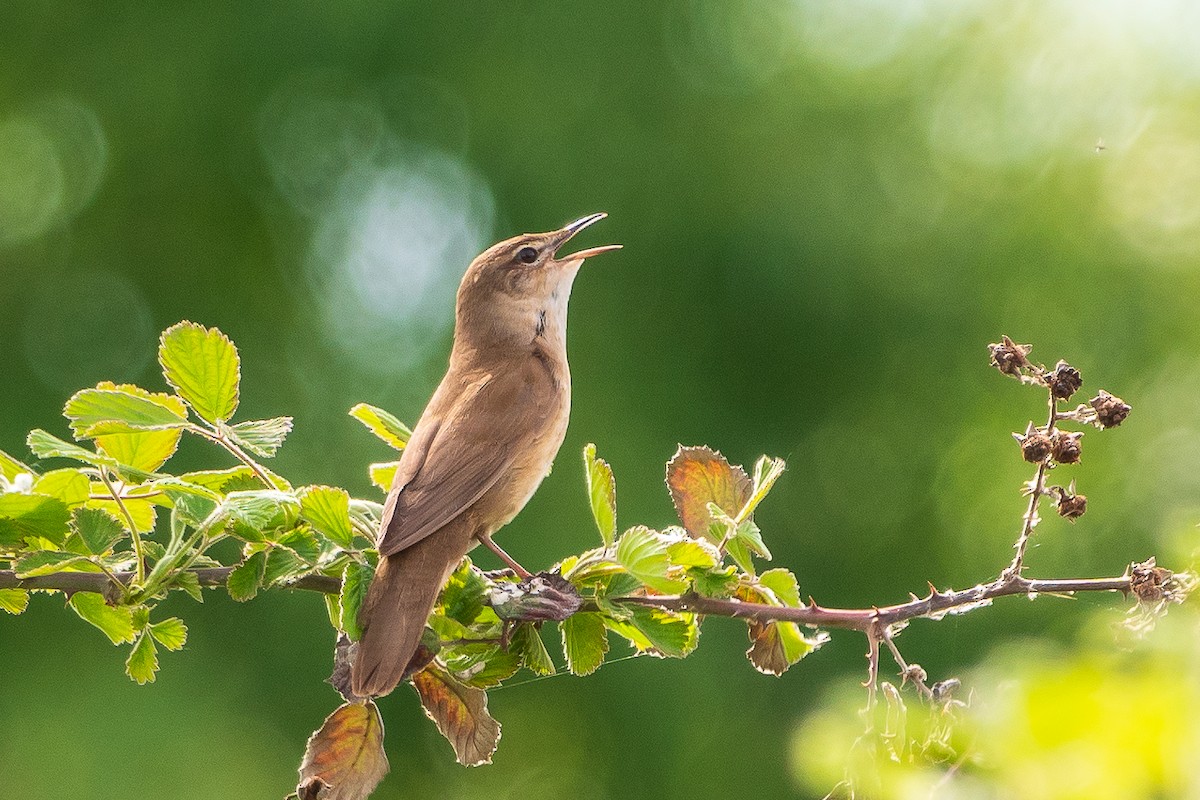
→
(516, 246, 538, 264)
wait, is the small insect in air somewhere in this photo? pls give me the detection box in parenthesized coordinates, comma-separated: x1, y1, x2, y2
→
(1094, 138, 1107, 154)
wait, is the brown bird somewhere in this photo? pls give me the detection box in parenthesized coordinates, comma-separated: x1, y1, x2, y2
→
(351, 213, 620, 698)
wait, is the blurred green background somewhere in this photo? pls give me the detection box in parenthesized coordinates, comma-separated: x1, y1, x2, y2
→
(4, 1, 1200, 797)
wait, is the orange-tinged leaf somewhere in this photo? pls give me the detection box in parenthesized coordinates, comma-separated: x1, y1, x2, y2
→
(411, 665, 501, 766)
(665, 445, 751, 541)
(296, 701, 389, 800)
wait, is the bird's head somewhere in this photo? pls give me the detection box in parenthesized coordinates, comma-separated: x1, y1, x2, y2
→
(454, 213, 620, 352)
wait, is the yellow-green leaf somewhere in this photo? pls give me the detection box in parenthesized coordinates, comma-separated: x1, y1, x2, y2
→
(560, 612, 609, 676)
(158, 321, 240, 424)
(33, 469, 90, 507)
(583, 443, 617, 547)
(64, 386, 189, 438)
(300, 485, 354, 548)
(0, 492, 71, 547)
(339, 561, 372, 641)
(150, 617, 188, 651)
(368, 461, 399, 492)
(226, 417, 293, 458)
(126, 632, 159, 684)
(0, 588, 30, 614)
(69, 594, 137, 644)
(349, 403, 411, 451)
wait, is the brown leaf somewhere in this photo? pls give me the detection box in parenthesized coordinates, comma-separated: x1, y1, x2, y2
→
(665, 445, 752, 540)
(745, 620, 790, 676)
(411, 664, 502, 766)
(296, 701, 389, 800)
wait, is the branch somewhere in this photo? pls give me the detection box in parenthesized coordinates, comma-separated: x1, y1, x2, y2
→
(612, 572, 1133, 631)
(0, 567, 341, 595)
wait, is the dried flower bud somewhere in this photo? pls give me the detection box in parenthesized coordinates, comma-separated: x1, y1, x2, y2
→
(1056, 491, 1087, 521)
(1047, 360, 1083, 400)
(989, 336, 1033, 377)
(1129, 558, 1173, 604)
(1091, 390, 1130, 428)
(931, 678, 960, 702)
(1051, 431, 1083, 464)
(1015, 426, 1053, 462)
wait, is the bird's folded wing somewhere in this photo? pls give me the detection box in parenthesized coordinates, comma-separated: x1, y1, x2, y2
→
(375, 370, 542, 557)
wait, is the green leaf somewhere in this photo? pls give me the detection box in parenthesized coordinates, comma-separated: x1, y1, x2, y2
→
(158, 321, 241, 424)
(368, 461, 399, 492)
(739, 455, 786, 521)
(126, 632, 159, 684)
(440, 559, 488, 626)
(0, 492, 71, 547)
(725, 536, 756, 576)
(583, 443, 617, 547)
(0, 449, 31, 481)
(605, 606, 699, 658)
(27, 429, 121, 470)
(511, 622, 555, 676)
(690, 564, 739, 598)
(263, 546, 309, 585)
(560, 612, 609, 676)
(734, 519, 772, 560)
(72, 507, 127, 555)
(615, 526, 688, 594)
(758, 568, 801, 607)
(89, 383, 187, 471)
(33, 469, 90, 506)
(69, 593, 137, 644)
(339, 561, 372, 641)
(227, 550, 266, 601)
(0, 588, 30, 614)
(349, 403, 411, 451)
(150, 617, 188, 651)
(221, 489, 299, 531)
(86, 496, 157, 534)
(226, 417, 293, 458)
(300, 486, 354, 548)
(447, 645, 522, 689)
(173, 570, 204, 603)
(745, 619, 821, 676)
(64, 386, 190, 438)
(13, 550, 92, 578)
(177, 467, 258, 494)
(667, 536, 720, 569)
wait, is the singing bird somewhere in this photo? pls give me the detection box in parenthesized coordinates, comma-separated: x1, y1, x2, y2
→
(351, 213, 620, 698)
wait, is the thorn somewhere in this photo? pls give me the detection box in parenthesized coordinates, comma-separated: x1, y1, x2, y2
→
(926, 581, 940, 597)
(807, 596, 818, 609)
(909, 592, 920, 602)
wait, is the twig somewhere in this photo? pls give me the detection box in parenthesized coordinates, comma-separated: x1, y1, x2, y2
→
(99, 469, 146, 586)
(0, 567, 341, 595)
(1005, 392, 1058, 578)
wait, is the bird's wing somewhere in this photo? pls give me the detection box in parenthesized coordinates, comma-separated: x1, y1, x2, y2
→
(375, 367, 549, 557)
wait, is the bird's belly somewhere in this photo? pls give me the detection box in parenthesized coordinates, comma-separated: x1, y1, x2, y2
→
(478, 403, 570, 530)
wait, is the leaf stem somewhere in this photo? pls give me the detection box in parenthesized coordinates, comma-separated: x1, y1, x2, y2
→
(188, 424, 275, 488)
(99, 468, 146, 586)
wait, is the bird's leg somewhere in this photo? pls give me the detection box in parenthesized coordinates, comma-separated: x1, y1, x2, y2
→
(476, 532, 533, 579)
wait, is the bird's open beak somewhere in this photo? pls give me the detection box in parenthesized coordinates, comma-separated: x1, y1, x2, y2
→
(553, 212, 622, 262)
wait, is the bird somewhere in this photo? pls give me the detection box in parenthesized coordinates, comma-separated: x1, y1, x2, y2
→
(351, 213, 620, 698)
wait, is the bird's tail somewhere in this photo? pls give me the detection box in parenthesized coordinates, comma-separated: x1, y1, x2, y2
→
(351, 540, 456, 698)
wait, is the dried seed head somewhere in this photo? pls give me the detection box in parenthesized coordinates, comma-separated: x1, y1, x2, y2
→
(931, 678, 961, 702)
(1056, 491, 1087, 521)
(989, 336, 1033, 377)
(1091, 390, 1131, 428)
(1130, 558, 1174, 604)
(1048, 360, 1083, 400)
(1051, 431, 1083, 464)
(1015, 426, 1053, 463)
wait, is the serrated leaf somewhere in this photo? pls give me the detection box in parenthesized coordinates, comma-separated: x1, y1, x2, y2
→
(300, 486, 354, 548)
(86, 496, 157, 534)
(604, 606, 699, 658)
(411, 665, 501, 766)
(264, 546, 309, 585)
(739, 455, 786, 520)
(226, 417, 293, 458)
(14, 550, 92, 578)
(222, 489, 299, 531)
(758, 568, 801, 607)
(511, 622, 555, 676)
(0, 492, 71, 547)
(90, 383, 187, 471)
(560, 612, 608, 676)
(158, 321, 240, 424)
(126, 632, 159, 684)
(339, 561, 372, 641)
(745, 619, 819, 676)
(173, 570, 204, 603)
(69, 593, 137, 644)
(72, 507, 127, 555)
(349, 403, 411, 451)
(725, 535, 756, 576)
(368, 461, 399, 492)
(177, 467, 258, 494)
(442, 643, 522, 689)
(583, 443, 617, 547)
(64, 386, 190, 439)
(297, 701, 390, 800)
(615, 526, 688, 594)
(690, 564, 739, 597)
(666, 445, 752, 543)
(27, 429, 122, 471)
(0, 588, 30, 614)
(33, 469, 90, 506)
(150, 617, 188, 651)
(440, 560, 488, 626)
(227, 550, 266, 601)
(667, 537, 720, 569)
(0, 449, 31, 481)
